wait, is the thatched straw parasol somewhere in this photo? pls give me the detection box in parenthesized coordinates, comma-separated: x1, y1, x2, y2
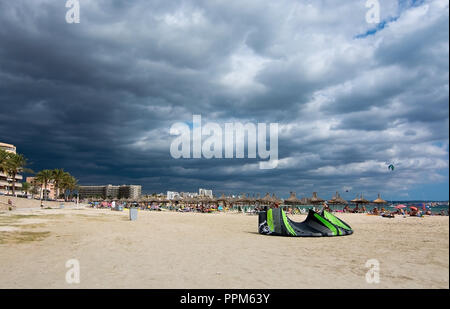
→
(284, 192, 303, 205)
(150, 196, 162, 203)
(140, 196, 151, 202)
(359, 194, 370, 204)
(197, 195, 215, 205)
(351, 194, 370, 207)
(248, 194, 257, 205)
(271, 193, 283, 204)
(310, 192, 325, 204)
(372, 193, 387, 204)
(237, 193, 251, 204)
(217, 193, 228, 202)
(225, 195, 236, 205)
(255, 193, 261, 203)
(350, 195, 360, 204)
(171, 195, 182, 203)
(211, 194, 224, 206)
(209, 195, 217, 204)
(260, 193, 273, 205)
(328, 191, 348, 205)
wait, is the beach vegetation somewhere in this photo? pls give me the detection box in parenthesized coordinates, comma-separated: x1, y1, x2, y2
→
(0, 150, 33, 196)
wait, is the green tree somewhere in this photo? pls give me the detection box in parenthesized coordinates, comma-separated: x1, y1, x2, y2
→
(35, 169, 53, 200)
(60, 173, 78, 201)
(52, 169, 69, 199)
(0, 149, 8, 172)
(22, 182, 31, 196)
(3, 153, 33, 196)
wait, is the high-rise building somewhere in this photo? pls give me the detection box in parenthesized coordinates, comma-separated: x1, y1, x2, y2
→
(119, 185, 141, 200)
(167, 191, 181, 200)
(0, 142, 23, 195)
(199, 188, 213, 197)
(79, 184, 142, 200)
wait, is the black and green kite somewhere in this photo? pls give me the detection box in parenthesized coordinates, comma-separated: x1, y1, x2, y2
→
(258, 208, 353, 237)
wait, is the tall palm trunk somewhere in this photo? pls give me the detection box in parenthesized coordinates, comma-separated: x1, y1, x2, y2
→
(11, 172, 16, 196)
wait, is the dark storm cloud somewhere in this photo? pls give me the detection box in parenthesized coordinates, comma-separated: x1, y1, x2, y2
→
(0, 0, 448, 200)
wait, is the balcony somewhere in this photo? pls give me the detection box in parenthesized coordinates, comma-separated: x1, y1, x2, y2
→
(0, 180, 22, 188)
(0, 172, 23, 180)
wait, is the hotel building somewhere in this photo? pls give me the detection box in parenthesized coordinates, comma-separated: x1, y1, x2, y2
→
(0, 142, 23, 195)
(199, 188, 213, 197)
(79, 184, 142, 200)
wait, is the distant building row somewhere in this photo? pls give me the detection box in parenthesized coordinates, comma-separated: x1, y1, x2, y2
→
(79, 184, 142, 200)
(167, 188, 213, 200)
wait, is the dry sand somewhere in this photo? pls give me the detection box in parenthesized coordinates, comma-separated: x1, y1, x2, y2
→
(0, 207, 448, 289)
(0, 196, 74, 210)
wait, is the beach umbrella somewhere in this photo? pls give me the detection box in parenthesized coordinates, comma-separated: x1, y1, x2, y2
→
(328, 191, 347, 205)
(226, 195, 237, 207)
(271, 193, 283, 205)
(237, 193, 250, 204)
(327, 191, 348, 211)
(327, 193, 338, 205)
(350, 194, 360, 204)
(248, 194, 258, 206)
(372, 193, 387, 205)
(260, 193, 273, 205)
(209, 195, 218, 205)
(351, 194, 370, 204)
(159, 198, 169, 204)
(284, 192, 303, 206)
(395, 204, 407, 209)
(336, 196, 348, 205)
(410, 206, 418, 211)
(217, 193, 228, 202)
(359, 194, 370, 204)
(300, 197, 309, 205)
(196, 195, 213, 207)
(171, 195, 182, 204)
(350, 194, 369, 212)
(310, 192, 325, 205)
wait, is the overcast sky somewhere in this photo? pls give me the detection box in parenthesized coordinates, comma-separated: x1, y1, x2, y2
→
(1, 0, 448, 200)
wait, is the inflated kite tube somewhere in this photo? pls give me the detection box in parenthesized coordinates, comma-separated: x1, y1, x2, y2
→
(258, 208, 353, 237)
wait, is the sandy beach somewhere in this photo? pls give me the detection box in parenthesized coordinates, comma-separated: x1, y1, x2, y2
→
(0, 202, 448, 289)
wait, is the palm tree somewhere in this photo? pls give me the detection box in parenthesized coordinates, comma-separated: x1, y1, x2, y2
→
(30, 182, 40, 197)
(35, 169, 53, 200)
(0, 149, 9, 172)
(60, 173, 78, 201)
(52, 169, 69, 200)
(3, 153, 32, 196)
(0, 150, 9, 192)
(22, 182, 31, 196)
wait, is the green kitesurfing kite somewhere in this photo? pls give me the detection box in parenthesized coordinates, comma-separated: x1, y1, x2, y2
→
(259, 208, 353, 237)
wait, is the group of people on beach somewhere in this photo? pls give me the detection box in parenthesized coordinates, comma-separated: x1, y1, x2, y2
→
(86, 199, 449, 217)
(88, 200, 226, 213)
(329, 203, 448, 217)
